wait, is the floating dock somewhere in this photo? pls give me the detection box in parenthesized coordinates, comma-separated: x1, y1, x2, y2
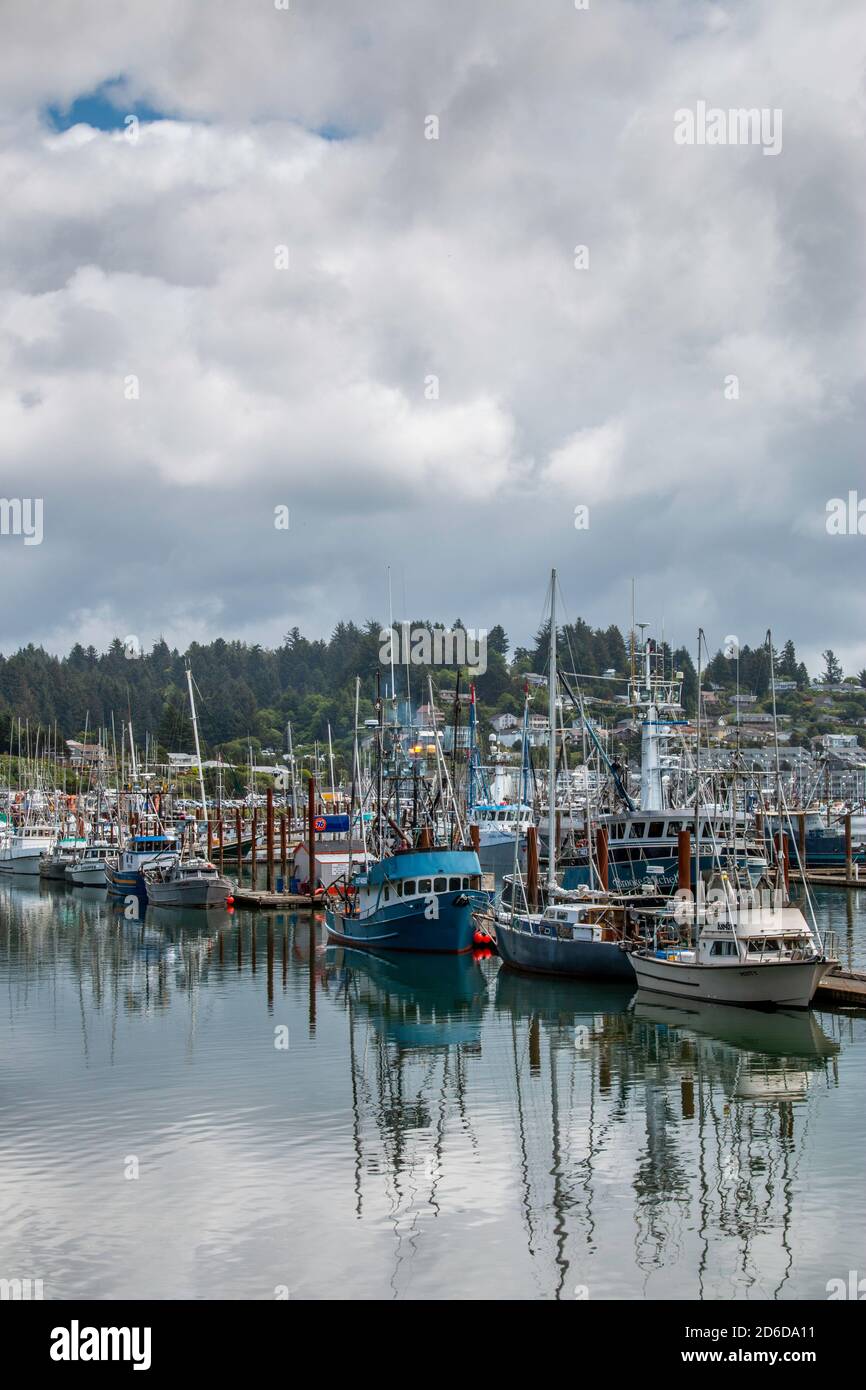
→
(815, 968, 866, 1008)
(231, 889, 317, 909)
(790, 868, 864, 889)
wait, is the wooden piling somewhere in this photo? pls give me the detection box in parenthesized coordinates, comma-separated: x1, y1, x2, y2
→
(529, 1015, 541, 1075)
(678, 828, 691, 893)
(308, 776, 317, 909)
(207, 819, 213, 863)
(526, 826, 539, 911)
(251, 808, 258, 891)
(218, 817, 224, 874)
(845, 812, 853, 881)
(798, 811, 807, 868)
(280, 812, 288, 884)
(469, 823, 480, 854)
(235, 808, 242, 887)
(596, 826, 609, 892)
(266, 786, 275, 894)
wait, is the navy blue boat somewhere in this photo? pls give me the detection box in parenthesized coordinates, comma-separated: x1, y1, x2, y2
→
(324, 847, 487, 954)
(106, 833, 179, 900)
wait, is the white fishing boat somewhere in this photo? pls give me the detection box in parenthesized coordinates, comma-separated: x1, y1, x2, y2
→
(66, 841, 115, 887)
(0, 824, 56, 875)
(627, 879, 836, 1008)
(628, 626, 837, 1009)
(469, 801, 533, 873)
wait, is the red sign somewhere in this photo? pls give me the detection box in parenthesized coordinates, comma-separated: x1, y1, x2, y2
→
(313, 816, 327, 832)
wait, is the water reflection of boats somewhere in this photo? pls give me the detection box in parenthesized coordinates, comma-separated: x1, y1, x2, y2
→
(141, 902, 233, 937)
(632, 992, 839, 1060)
(632, 990, 840, 1106)
(327, 945, 486, 1049)
(325, 945, 490, 1273)
(493, 963, 635, 1023)
(487, 958, 844, 1298)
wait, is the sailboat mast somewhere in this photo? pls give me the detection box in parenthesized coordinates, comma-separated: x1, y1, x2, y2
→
(547, 568, 557, 892)
(185, 664, 207, 825)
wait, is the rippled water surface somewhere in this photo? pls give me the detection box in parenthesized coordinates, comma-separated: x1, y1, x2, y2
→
(1, 879, 865, 1300)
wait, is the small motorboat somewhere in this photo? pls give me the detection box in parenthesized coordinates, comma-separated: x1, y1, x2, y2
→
(141, 855, 233, 908)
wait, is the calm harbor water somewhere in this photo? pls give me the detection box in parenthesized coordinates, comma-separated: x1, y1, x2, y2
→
(1, 878, 865, 1301)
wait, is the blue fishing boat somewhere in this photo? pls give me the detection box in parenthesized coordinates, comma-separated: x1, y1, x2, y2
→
(106, 833, 179, 900)
(763, 812, 866, 871)
(324, 847, 487, 954)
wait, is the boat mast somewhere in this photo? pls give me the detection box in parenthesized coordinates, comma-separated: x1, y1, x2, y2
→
(547, 568, 557, 893)
(327, 722, 337, 806)
(694, 628, 703, 932)
(185, 664, 207, 828)
(387, 565, 397, 725)
(375, 667, 384, 854)
(287, 722, 298, 825)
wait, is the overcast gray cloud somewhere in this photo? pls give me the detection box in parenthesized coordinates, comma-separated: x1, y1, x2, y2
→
(1, 0, 864, 672)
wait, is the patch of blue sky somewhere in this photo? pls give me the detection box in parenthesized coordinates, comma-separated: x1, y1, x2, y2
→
(46, 78, 168, 132)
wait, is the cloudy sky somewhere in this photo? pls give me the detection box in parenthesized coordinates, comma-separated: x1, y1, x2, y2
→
(1, 0, 864, 674)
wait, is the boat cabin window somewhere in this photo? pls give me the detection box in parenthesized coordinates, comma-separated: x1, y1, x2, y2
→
(403, 880, 416, 895)
(710, 940, 737, 957)
(434, 876, 447, 892)
(448, 876, 461, 890)
(668, 822, 682, 835)
(630, 824, 645, 839)
(417, 878, 432, 893)
(470, 876, 481, 889)
(649, 822, 664, 838)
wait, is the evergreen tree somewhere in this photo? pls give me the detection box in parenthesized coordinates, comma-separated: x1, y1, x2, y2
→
(822, 650, 843, 684)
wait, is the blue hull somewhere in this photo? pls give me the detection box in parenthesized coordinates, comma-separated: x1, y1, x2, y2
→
(495, 917, 636, 981)
(325, 895, 477, 954)
(106, 869, 147, 899)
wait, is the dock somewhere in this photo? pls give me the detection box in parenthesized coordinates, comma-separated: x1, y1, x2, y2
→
(230, 888, 317, 910)
(815, 967, 866, 1009)
(790, 868, 864, 889)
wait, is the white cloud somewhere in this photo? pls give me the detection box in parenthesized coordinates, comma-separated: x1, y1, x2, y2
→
(0, 1, 864, 664)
